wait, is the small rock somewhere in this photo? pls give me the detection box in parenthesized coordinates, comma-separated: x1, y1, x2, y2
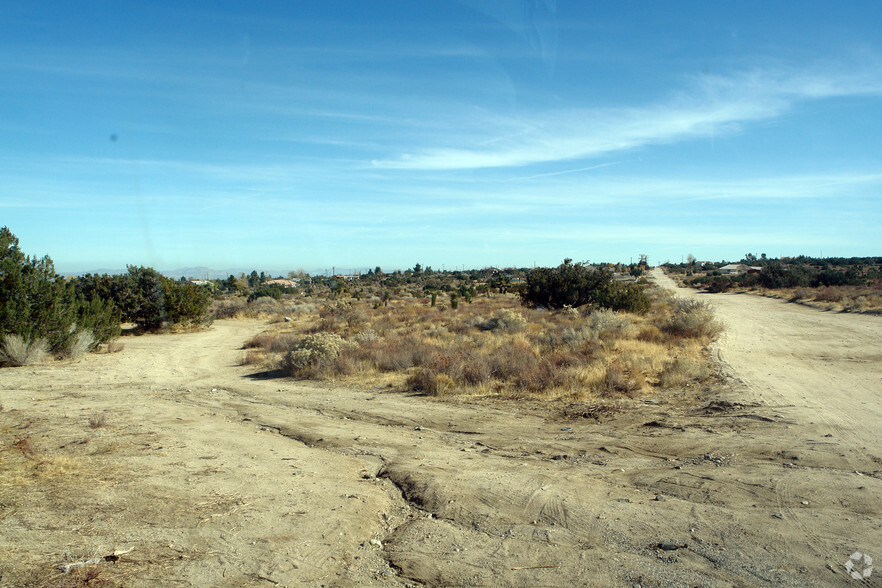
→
(369, 539, 383, 548)
(284, 316, 292, 322)
(414, 426, 423, 431)
(772, 513, 784, 519)
(801, 500, 809, 505)
(561, 427, 573, 431)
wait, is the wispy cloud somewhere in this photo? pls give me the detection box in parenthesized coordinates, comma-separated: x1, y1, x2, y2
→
(372, 63, 882, 170)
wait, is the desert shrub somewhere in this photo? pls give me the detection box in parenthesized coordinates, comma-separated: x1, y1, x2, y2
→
(790, 287, 813, 301)
(0, 334, 49, 367)
(67, 331, 96, 359)
(320, 301, 367, 331)
(850, 295, 869, 311)
(489, 340, 538, 380)
(75, 266, 210, 330)
(588, 309, 632, 340)
(658, 356, 704, 388)
(479, 309, 527, 332)
(241, 349, 266, 366)
(636, 325, 665, 344)
(251, 296, 281, 312)
(247, 284, 288, 302)
(406, 368, 455, 395)
(661, 299, 723, 340)
(281, 332, 355, 376)
(598, 362, 642, 397)
(458, 351, 494, 385)
(520, 260, 650, 313)
(707, 277, 732, 293)
(353, 329, 378, 344)
(813, 287, 844, 303)
(212, 297, 247, 319)
(758, 263, 809, 289)
(539, 325, 596, 353)
(514, 359, 567, 392)
(88, 413, 107, 429)
(602, 281, 651, 314)
(562, 305, 581, 318)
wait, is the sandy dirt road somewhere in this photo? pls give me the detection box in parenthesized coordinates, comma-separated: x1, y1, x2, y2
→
(652, 268, 882, 458)
(1, 277, 880, 587)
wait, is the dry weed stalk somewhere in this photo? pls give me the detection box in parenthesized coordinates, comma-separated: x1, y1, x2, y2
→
(89, 413, 108, 429)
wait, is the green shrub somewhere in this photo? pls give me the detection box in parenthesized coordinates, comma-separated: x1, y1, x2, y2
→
(520, 260, 650, 313)
(1, 227, 120, 357)
(75, 266, 211, 330)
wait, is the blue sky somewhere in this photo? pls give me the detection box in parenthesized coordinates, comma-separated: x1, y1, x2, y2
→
(2, 1, 881, 274)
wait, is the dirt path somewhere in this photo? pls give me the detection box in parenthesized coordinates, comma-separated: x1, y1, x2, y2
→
(651, 268, 882, 455)
(2, 286, 881, 586)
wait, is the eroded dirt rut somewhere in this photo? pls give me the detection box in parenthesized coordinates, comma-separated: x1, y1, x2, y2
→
(2, 287, 881, 586)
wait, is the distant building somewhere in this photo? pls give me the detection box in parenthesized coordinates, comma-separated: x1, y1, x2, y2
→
(719, 264, 762, 275)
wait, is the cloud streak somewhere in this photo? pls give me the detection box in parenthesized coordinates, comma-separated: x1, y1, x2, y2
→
(372, 63, 882, 171)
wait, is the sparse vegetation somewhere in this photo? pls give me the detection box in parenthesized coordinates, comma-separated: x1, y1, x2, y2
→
(670, 255, 882, 312)
(243, 277, 719, 401)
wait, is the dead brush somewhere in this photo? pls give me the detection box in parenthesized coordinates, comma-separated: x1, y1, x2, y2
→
(88, 413, 108, 429)
(14, 436, 41, 460)
(598, 362, 643, 397)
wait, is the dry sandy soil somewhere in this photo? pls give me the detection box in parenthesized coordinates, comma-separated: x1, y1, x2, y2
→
(1, 270, 880, 587)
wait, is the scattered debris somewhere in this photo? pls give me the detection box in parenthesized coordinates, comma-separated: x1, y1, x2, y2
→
(657, 542, 687, 551)
(59, 548, 134, 574)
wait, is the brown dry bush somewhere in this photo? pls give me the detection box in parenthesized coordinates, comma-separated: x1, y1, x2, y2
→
(812, 287, 844, 303)
(598, 362, 643, 397)
(658, 355, 704, 388)
(406, 368, 454, 395)
(211, 297, 248, 319)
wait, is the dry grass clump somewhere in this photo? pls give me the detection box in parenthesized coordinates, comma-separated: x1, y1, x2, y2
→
(0, 334, 49, 367)
(67, 331, 96, 359)
(243, 290, 722, 402)
(88, 413, 108, 429)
